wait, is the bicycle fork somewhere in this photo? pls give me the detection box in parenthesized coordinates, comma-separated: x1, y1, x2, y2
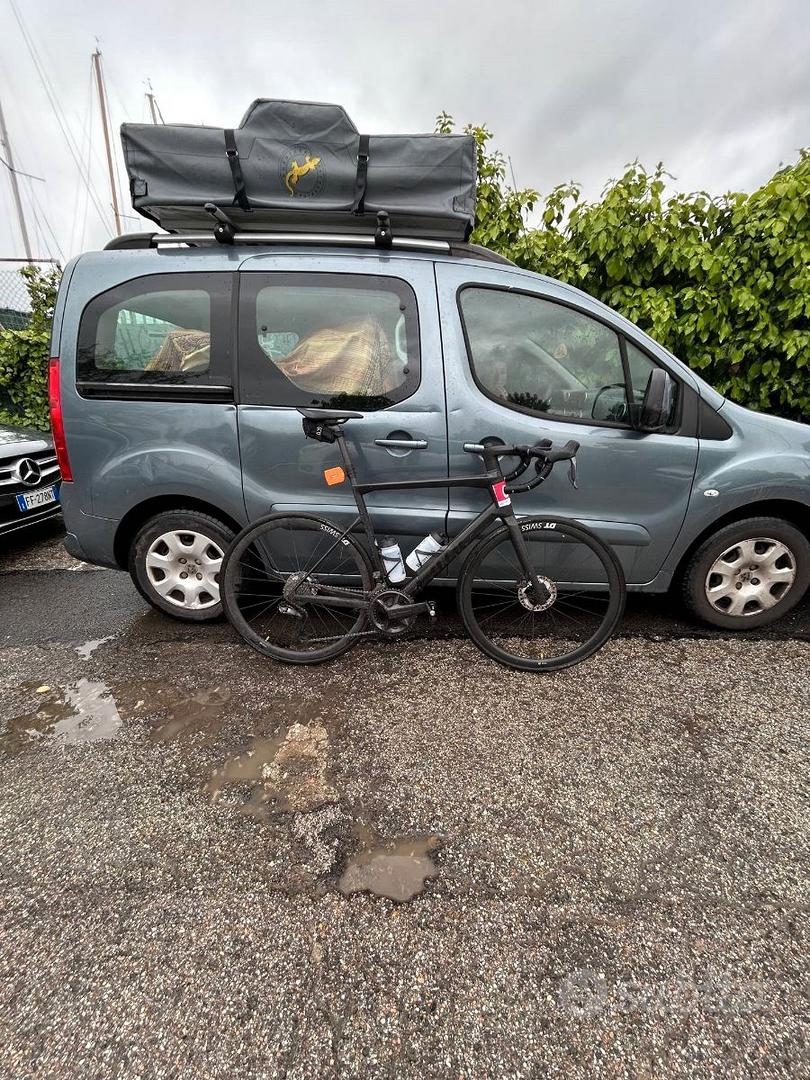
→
(502, 513, 553, 606)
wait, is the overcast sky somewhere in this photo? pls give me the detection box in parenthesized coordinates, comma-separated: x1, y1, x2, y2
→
(0, 0, 808, 265)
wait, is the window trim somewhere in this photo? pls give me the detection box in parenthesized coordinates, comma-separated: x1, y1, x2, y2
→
(237, 271, 422, 409)
(76, 271, 234, 396)
(456, 282, 685, 434)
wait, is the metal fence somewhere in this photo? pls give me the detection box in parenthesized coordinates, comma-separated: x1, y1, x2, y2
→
(0, 261, 61, 330)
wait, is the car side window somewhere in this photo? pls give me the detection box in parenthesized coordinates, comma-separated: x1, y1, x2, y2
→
(238, 273, 420, 409)
(459, 287, 632, 424)
(458, 287, 681, 428)
(77, 273, 232, 386)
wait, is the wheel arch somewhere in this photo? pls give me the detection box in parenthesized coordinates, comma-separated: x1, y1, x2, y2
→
(113, 496, 243, 569)
(673, 498, 810, 585)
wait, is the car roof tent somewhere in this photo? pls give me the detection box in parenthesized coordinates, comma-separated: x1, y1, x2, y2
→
(121, 99, 477, 245)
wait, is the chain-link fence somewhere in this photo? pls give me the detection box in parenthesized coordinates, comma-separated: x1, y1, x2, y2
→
(0, 261, 60, 329)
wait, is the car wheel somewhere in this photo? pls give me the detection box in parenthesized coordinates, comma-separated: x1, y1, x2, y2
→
(682, 516, 810, 629)
(129, 511, 235, 622)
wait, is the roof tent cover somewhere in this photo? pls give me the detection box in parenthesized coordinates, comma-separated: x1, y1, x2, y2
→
(121, 99, 477, 241)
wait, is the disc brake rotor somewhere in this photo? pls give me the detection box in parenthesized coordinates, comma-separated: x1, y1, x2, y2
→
(517, 576, 557, 612)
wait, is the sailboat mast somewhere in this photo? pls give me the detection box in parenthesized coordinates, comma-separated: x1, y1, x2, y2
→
(0, 95, 33, 263)
(145, 81, 164, 125)
(92, 47, 122, 236)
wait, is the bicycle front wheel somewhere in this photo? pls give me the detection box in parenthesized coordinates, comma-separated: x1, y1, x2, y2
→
(221, 513, 373, 664)
(458, 517, 625, 671)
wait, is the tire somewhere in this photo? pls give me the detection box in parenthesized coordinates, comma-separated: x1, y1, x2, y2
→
(681, 516, 810, 629)
(458, 516, 625, 671)
(129, 510, 234, 623)
(221, 512, 373, 664)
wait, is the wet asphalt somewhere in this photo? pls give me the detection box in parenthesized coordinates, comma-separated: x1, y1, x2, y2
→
(1, 520, 808, 1079)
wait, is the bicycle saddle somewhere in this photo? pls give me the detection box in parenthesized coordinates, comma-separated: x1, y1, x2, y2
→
(297, 407, 364, 423)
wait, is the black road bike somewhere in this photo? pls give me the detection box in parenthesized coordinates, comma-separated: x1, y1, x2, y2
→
(221, 408, 626, 671)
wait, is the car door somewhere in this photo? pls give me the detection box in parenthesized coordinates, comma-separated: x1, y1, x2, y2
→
(436, 261, 700, 584)
(237, 253, 448, 549)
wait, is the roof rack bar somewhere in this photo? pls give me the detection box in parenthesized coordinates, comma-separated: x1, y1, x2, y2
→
(151, 232, 451, 253)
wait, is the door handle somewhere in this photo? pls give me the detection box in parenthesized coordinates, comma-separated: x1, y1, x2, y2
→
(374, 438, 428, 449)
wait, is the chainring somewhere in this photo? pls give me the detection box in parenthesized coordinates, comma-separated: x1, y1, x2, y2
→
(368, 587, 416, 637)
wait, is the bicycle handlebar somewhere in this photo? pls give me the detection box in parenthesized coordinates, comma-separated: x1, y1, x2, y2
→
(462, 439, 579, 464)
(462, 438, 580, 493)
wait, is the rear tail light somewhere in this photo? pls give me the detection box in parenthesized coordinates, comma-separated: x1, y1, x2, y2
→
(48, 357, 73, 483)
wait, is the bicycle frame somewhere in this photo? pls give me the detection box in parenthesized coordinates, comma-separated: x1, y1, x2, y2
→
(295, 428, 549, 610)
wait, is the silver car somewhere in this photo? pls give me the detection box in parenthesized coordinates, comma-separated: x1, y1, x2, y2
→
(0, 423, 61, 538)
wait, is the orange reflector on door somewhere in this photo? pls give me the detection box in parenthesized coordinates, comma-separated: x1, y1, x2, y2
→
(324, 466, 345, 486)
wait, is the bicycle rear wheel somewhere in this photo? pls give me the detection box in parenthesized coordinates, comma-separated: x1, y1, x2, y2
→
(458, 517, 625, 671)
(221, 513, 373, 664)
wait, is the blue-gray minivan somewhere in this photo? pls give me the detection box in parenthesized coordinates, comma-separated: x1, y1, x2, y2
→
(49, 235, 810, 629)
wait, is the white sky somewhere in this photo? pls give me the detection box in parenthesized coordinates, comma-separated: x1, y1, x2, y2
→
(0, 0, 808, 265)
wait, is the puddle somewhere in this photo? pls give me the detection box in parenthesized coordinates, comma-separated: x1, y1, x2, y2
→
(1, 679, 239, 756)
(149, 686, 232, 743)
(206, 721, 336, 814)
(75, 636, 114, 660)
(339, 835, 440, 902)
(1, 680, 121, 754)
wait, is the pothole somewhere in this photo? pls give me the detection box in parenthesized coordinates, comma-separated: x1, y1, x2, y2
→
(206, 720, 337, 814)
(338, 834, 440, 902)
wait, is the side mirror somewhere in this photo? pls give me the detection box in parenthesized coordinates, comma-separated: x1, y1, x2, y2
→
(635, 369, 674, 432)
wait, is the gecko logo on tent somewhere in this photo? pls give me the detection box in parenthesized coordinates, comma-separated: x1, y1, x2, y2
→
(280, 145, 324, 197)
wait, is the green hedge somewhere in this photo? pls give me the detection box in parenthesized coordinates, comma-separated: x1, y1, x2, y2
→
(0, 266, 60, 432)
(437, 112, 810, 422)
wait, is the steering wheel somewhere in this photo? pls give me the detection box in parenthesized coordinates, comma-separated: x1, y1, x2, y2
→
(591, 383, 628, 423)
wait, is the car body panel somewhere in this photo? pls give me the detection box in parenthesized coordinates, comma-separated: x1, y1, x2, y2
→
(55, 250, 244, 544)
(434, 261, 701, 585)
(655, 400, 810, 582)
(236, 251, 449, 546)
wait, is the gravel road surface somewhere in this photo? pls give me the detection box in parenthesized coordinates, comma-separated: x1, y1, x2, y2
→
(1, 521, 808, 1079)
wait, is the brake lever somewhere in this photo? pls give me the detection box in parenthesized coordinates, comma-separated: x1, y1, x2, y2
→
(568, 456, 578, 490)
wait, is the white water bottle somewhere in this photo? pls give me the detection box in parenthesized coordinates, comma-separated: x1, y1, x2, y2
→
(377, 536, 406, 583)
(406, 531, 446, 572)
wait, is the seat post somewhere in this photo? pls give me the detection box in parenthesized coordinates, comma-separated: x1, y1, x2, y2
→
(335, 427, 374, 532)
(335, 426, 356, 479)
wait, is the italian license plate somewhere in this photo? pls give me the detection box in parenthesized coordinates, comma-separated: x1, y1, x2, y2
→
(16, 485, 59, 512)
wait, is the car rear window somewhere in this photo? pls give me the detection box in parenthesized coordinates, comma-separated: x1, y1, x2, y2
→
(76, 272, 231, 386)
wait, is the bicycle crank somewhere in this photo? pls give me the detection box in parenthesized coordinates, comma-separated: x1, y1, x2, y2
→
(368, 588, 435, 637)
